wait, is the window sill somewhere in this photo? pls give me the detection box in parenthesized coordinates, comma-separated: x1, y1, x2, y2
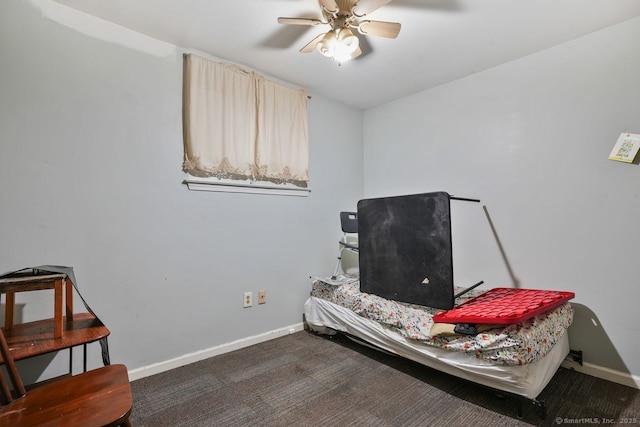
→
(182, 179, 310, 197)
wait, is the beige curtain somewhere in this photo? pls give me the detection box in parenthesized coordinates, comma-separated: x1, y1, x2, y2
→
(183, 54, 309, 185)
(256, 77, 309, 183)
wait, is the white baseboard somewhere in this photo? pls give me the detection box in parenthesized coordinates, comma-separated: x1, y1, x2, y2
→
(128, 322, 304, 382)
(561, 359, 640, 389)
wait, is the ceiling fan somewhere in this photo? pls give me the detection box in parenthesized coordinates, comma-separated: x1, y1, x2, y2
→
(278, 0, 401, 63)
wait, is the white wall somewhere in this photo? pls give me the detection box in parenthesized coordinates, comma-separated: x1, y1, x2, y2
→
(364, 17, 640, 383)
(0, 0, 363, 379)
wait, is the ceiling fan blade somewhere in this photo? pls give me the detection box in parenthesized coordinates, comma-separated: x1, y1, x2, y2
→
(352, 0, 392, 17)
(300, 33, 327, 53)
(278, 17, 322, 26)
(320, 0, 339, 13)
(357, 20, 401, 38)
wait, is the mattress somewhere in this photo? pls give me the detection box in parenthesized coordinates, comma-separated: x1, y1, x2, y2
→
(310, 279, 573, 366)
(305, 279, 573, 398)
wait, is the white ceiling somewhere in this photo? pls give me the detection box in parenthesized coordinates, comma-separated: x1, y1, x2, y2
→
(53, 0, 640, 110)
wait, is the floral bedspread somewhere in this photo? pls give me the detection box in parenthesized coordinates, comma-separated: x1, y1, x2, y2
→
(310, 279, 573, 366)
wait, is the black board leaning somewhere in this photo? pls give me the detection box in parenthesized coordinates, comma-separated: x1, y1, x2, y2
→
(358, 191, 481, 309)
(358, 191, 455, 309)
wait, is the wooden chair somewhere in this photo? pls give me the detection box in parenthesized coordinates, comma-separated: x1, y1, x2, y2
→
(0, 326, 132, 427)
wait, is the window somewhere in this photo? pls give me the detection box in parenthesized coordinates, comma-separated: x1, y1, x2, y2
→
(182, 54, 309, 195)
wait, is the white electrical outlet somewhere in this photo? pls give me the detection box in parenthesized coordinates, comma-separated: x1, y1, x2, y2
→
(243, 292, 252, 308)
(258, 290, 266, 304)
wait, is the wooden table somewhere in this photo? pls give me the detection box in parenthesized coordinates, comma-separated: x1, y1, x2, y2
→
(0, 271, 110, 373)
(0, 272, 73, 339)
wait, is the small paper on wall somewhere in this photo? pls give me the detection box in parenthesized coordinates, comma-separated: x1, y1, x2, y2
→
(609, 133, 640, 163)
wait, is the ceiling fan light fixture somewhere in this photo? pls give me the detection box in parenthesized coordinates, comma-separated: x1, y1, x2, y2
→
(332, 28, 360, 62)
(337, 28, 359, 52)
(317, 31, 338, 57)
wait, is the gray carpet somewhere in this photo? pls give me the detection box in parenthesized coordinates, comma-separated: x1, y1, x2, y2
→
(130, 331, 639, 426)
